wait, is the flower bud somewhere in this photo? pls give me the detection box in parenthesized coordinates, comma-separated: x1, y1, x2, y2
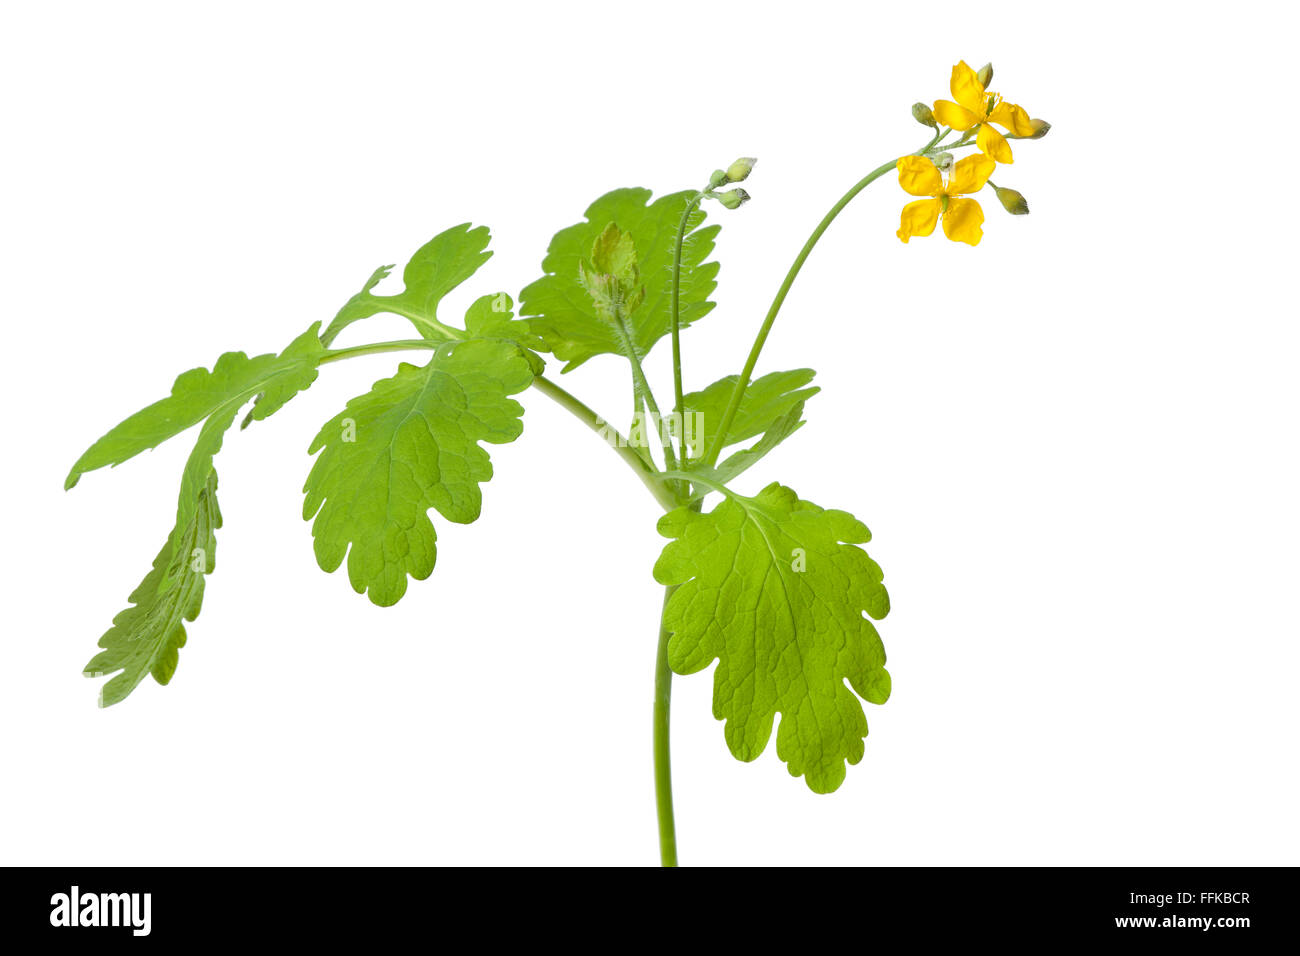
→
(911, 102, 937, 128)
(931, 151, 954, 173)
(992, 184, 1029, 215)
(976, 62, 994, 88)
(725, 157, 757, 183)
(708, 168, 728, 189)
(1026, 118, 1051, 140)
(715, 188, 750, 210)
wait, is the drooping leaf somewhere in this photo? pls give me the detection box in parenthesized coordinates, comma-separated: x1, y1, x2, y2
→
(84, 471, 221, 708)
(65, 323, 325, 490)
(519, 188, 720, 372)
(66, 325, 324, 585)
(321, 224, 493, 345)
(653, 482, 890, 793)
(302, 338, 534, 606)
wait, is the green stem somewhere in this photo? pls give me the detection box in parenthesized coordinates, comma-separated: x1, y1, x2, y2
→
(383, 305, 465, 343)
(616, 323, 677, 472)
(654, 584, 679, 867)
(531, 375, 680, 512)
(924, 127, 949, 151)
(700, 157, 898, 466)
(701, 135, 939, 468)
(629, 353, 677, 471)
(669, 193, 705, 460)
(319, 339, 438, 364)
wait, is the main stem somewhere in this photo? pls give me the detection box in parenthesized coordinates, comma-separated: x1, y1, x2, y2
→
(654, 584, 679, 867)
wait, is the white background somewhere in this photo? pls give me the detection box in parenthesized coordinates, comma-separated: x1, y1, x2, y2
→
(2, 1, 1297, 867)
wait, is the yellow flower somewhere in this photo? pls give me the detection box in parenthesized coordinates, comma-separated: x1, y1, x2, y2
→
(932, 61, 1035, 164)
(895, 153, 996, 245)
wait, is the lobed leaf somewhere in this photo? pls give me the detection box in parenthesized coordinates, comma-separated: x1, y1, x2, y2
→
(302, 338, 534, 606)
(322, 224, 493, 345)
(653, 482, 890, 793)
(519, 188, 720, 372)
(84, 472, 221, 708)
(462, 293, 547, 373)
(65, 323, 325, 491)
(676, 369, 819, 482)
(66, 324, 324, 585)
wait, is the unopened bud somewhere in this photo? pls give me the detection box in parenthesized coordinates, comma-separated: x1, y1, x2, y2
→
(992, 184, 1029, 215)
(976, 62, 994, 88)
(716, 188, 750, 210)
(911, 102, 937, 128)
(708, 168, 728, 189)
(1026, 118, 1051, 140)
(931, 151, 954, 173)
(725, 157, 757, 183)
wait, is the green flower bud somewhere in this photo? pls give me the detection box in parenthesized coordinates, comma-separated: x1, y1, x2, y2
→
(708, 168, 729, 189)
(725, 157, 757, 183)
(992, 184, 1029, 215)
(716, 188, 750, 210)
(1026, 119, 1051, 140)
(931, 151, 954, 173)
(911, 102, 937, 129)
(976, 62, 994, 88)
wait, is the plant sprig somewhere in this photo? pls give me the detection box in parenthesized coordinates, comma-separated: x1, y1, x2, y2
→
(67, 58, 1049, 866)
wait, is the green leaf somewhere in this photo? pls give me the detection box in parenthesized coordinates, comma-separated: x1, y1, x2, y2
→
(590, 220, 639, 280)
(577, 222, 645, 325)
(672, 369, 819, 483)
(463, 293, 547, 374)
(321, 224, 493, 345)
(65, 323, 325, 491)
(66, 324, 324, 586)
(707, 405, 808, 486)
(519, 188, 720, 372)
(680, 369, 819, 458)
(302, 338, 534, 606)
(653, 482, 890, 793)
(84, 471, 221, 708)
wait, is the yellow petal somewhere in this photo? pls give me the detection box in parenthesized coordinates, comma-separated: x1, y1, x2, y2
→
(933, 100, 979, 131)
(950, 61, 986, 114)
(897, 199, 940, 243)
(976, 122, 1014, 164)
(947, 153, 996, 196)
(941, 198, 985, 245)
(989, 101, 1035, 137)
(897, 155, 942, 197)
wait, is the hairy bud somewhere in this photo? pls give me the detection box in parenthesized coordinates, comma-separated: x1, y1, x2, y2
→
(715, 188, 750, 210)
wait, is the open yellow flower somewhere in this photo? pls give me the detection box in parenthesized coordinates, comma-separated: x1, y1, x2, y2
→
(896, 153, 995, 245)
(932, 61, 1035, 164)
